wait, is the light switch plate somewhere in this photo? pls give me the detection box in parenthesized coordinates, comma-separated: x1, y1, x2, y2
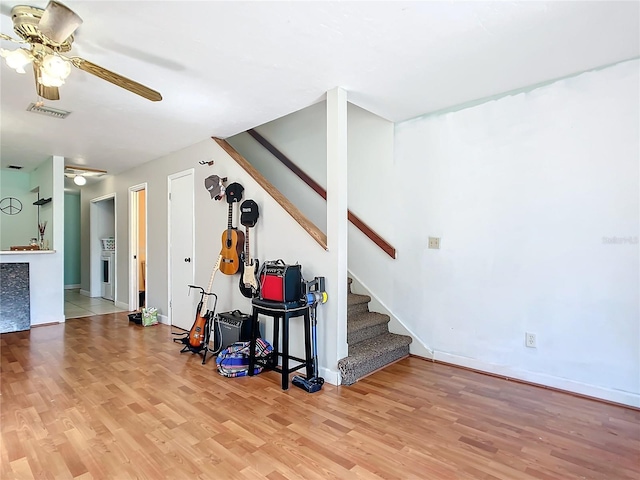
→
(428, 237, 440, 249)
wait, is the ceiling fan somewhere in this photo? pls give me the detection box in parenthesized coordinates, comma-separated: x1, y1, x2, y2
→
(0, 1, 162, 102)
(64, 165, 107, 186)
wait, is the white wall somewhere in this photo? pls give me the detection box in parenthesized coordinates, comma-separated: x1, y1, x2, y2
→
(96, 198, 115, 241)
(391, 59, 639, 406)
(80, 140, 341, 382)
(228, 101, 328, 232)
(344, 104, 399, 321)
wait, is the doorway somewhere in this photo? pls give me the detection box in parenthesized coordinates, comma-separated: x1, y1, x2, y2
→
(89, 194, 116, 299)
(129, 184, 147, 312)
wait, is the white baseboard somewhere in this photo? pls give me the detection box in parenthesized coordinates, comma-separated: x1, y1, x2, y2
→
(79, 289, 91, 297)
(31, 315, 65, 326)
(64, 284, 81, 290)
(158, 314, 169, 325)
(433, 351, 640, 408)
(319, 367, 340, 386)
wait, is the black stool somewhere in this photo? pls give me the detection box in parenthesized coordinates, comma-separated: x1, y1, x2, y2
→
(248, 298, 313, 390)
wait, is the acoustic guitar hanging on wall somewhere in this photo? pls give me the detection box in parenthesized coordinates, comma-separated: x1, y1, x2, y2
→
(219, 182, 244, 275)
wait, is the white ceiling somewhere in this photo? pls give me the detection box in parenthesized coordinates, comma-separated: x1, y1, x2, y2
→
(1, 1, 638, 179)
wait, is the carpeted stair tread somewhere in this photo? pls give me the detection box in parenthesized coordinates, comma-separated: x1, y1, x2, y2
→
(348, 293, 371, 306)
(347, 311, 390, 345)
(346, 332, 412, 358)
(348, 311, 389, 330)
(340, 276, 413, 385)
(338, 332, 411, 385)
(348, 293, 371, 315)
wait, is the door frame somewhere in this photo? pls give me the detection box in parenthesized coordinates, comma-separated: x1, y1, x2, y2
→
(167, 169, 195, 327)
(89, 193, 116, 299)
(128, 183, 147, 312)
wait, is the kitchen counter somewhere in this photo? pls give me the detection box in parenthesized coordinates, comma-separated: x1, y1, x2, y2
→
(1, 250, 64, 326)
(1, 250, 56, 255)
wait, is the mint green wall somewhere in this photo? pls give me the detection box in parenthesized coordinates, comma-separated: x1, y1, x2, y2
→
(0, 169, 38, 250)
(64, 193, 81, 286)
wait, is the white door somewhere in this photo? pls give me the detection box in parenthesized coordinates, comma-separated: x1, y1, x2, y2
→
(169, 170, 195, 331)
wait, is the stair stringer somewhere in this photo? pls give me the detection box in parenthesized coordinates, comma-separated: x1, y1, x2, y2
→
(348, 271, 434, 360)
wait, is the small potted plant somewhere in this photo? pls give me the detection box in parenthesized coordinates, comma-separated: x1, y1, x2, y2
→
(38, 221, 47, 250)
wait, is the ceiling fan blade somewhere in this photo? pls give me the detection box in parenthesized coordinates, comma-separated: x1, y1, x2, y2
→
(0, 33, 25, 44)
(70, 57, 162, 102)
(38, 1, 82, 44)
(33, 63, 60, 101)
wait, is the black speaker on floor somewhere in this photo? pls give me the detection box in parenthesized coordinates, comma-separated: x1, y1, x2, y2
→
(216, 310, 260, 348)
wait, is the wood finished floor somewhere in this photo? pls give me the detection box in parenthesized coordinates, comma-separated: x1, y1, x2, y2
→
(1, 314, 638, 480)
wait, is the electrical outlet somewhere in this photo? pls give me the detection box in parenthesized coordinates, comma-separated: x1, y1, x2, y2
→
(428, 237, 440, 249)
(525, 332, 537, 348)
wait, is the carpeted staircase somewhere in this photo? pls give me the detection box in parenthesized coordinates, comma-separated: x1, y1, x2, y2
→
(338, 278, 412, 385)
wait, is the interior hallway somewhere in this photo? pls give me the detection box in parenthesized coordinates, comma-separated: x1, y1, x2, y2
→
(64, 288, 127, 319)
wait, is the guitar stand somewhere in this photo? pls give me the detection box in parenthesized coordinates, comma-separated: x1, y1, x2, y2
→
(172, 286, 219, 365)
(200, 312, 222, 365)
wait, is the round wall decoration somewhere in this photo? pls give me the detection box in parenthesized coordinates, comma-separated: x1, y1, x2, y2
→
(0, 197, 23, 215)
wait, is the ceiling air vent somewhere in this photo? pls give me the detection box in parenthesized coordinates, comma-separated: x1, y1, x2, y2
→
(8, 165, 23, 169)
(26, 103, 71, 119)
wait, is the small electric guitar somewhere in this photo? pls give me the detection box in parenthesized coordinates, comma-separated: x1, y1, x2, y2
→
(219, 183, 245, 275)
(239, 225, 259, 298)
(239, 199, 260, 298)
(188, 254, 221, 349)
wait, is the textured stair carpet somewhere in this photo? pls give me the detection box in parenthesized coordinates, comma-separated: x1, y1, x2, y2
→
(338, 278, 411, 385)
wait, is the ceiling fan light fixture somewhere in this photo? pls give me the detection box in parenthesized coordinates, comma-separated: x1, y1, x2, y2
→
(0, 48, 33, 74)
(73, 175, 86, 186)
(40, 54, 71, 86)
(39, 67, 65, 87)
(5, 2, 162, 102)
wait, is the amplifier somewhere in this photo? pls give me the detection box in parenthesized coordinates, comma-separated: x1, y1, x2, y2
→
(216, 310, 259, 348)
